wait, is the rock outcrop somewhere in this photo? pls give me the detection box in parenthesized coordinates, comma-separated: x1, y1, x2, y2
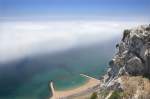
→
(100, 24, 150, 99)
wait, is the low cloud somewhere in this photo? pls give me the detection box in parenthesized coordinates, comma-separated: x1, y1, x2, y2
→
(0, 20, 148, 63)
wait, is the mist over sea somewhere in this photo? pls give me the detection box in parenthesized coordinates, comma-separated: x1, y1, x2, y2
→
(0, 37, 119, 99)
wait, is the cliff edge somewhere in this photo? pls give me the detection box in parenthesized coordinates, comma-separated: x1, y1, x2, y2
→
(99, 24, 150, 99)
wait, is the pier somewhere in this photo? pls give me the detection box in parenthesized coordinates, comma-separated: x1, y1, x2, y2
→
(80, 74, 100, 81)
(49, 82, 57, 99)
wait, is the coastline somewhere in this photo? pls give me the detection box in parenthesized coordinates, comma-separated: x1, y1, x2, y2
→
(54, 77, 88, 91)
(50, 74, 101, 99)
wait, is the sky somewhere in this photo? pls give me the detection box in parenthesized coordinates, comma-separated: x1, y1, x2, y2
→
(0, 0, 150, 21)
(0, 0, 150, 63)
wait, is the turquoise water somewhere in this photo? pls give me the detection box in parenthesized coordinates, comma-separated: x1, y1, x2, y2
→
(0, 40, 117, 99)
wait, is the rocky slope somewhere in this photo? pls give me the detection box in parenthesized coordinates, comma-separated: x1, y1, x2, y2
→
(100, 24, 150, 99)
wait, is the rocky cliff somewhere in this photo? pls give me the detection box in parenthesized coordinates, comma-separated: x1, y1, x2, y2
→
(100, 24, 150, 99)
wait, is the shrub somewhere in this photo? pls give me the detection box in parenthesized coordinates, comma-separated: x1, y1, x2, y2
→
(90, 92, 98, 99)
(108, 91, 121, 99)
(143, 73, 150, 79)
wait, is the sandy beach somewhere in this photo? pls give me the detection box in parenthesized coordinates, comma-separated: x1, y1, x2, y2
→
(50, 74, 100, 99)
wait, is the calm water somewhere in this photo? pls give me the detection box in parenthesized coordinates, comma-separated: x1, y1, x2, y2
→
(0, 39, 118, 99)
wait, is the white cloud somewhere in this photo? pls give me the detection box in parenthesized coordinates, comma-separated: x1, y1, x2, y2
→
(0, 20, 148, 62)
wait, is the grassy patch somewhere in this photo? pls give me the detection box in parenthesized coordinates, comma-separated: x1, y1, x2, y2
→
(121, 76, 150, 99)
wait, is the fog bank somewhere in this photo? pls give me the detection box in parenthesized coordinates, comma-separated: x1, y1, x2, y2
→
(0, 20, 148, 63)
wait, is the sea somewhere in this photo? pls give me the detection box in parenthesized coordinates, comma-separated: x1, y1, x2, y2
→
(0, 37, 119, 99)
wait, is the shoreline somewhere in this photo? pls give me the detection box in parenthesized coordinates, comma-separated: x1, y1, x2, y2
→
(54, 77, 88, 91)
(50, 74, 101, 99)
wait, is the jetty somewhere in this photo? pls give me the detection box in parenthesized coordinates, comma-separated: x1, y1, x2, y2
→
(49, 82, 56, 99)
(80, 74, 100, 81)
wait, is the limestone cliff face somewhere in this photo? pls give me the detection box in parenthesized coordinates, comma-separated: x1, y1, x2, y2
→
(100, 24, 150, 99)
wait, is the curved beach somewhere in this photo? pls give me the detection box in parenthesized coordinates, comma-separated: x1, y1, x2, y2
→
(50, 74, 101, 99)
